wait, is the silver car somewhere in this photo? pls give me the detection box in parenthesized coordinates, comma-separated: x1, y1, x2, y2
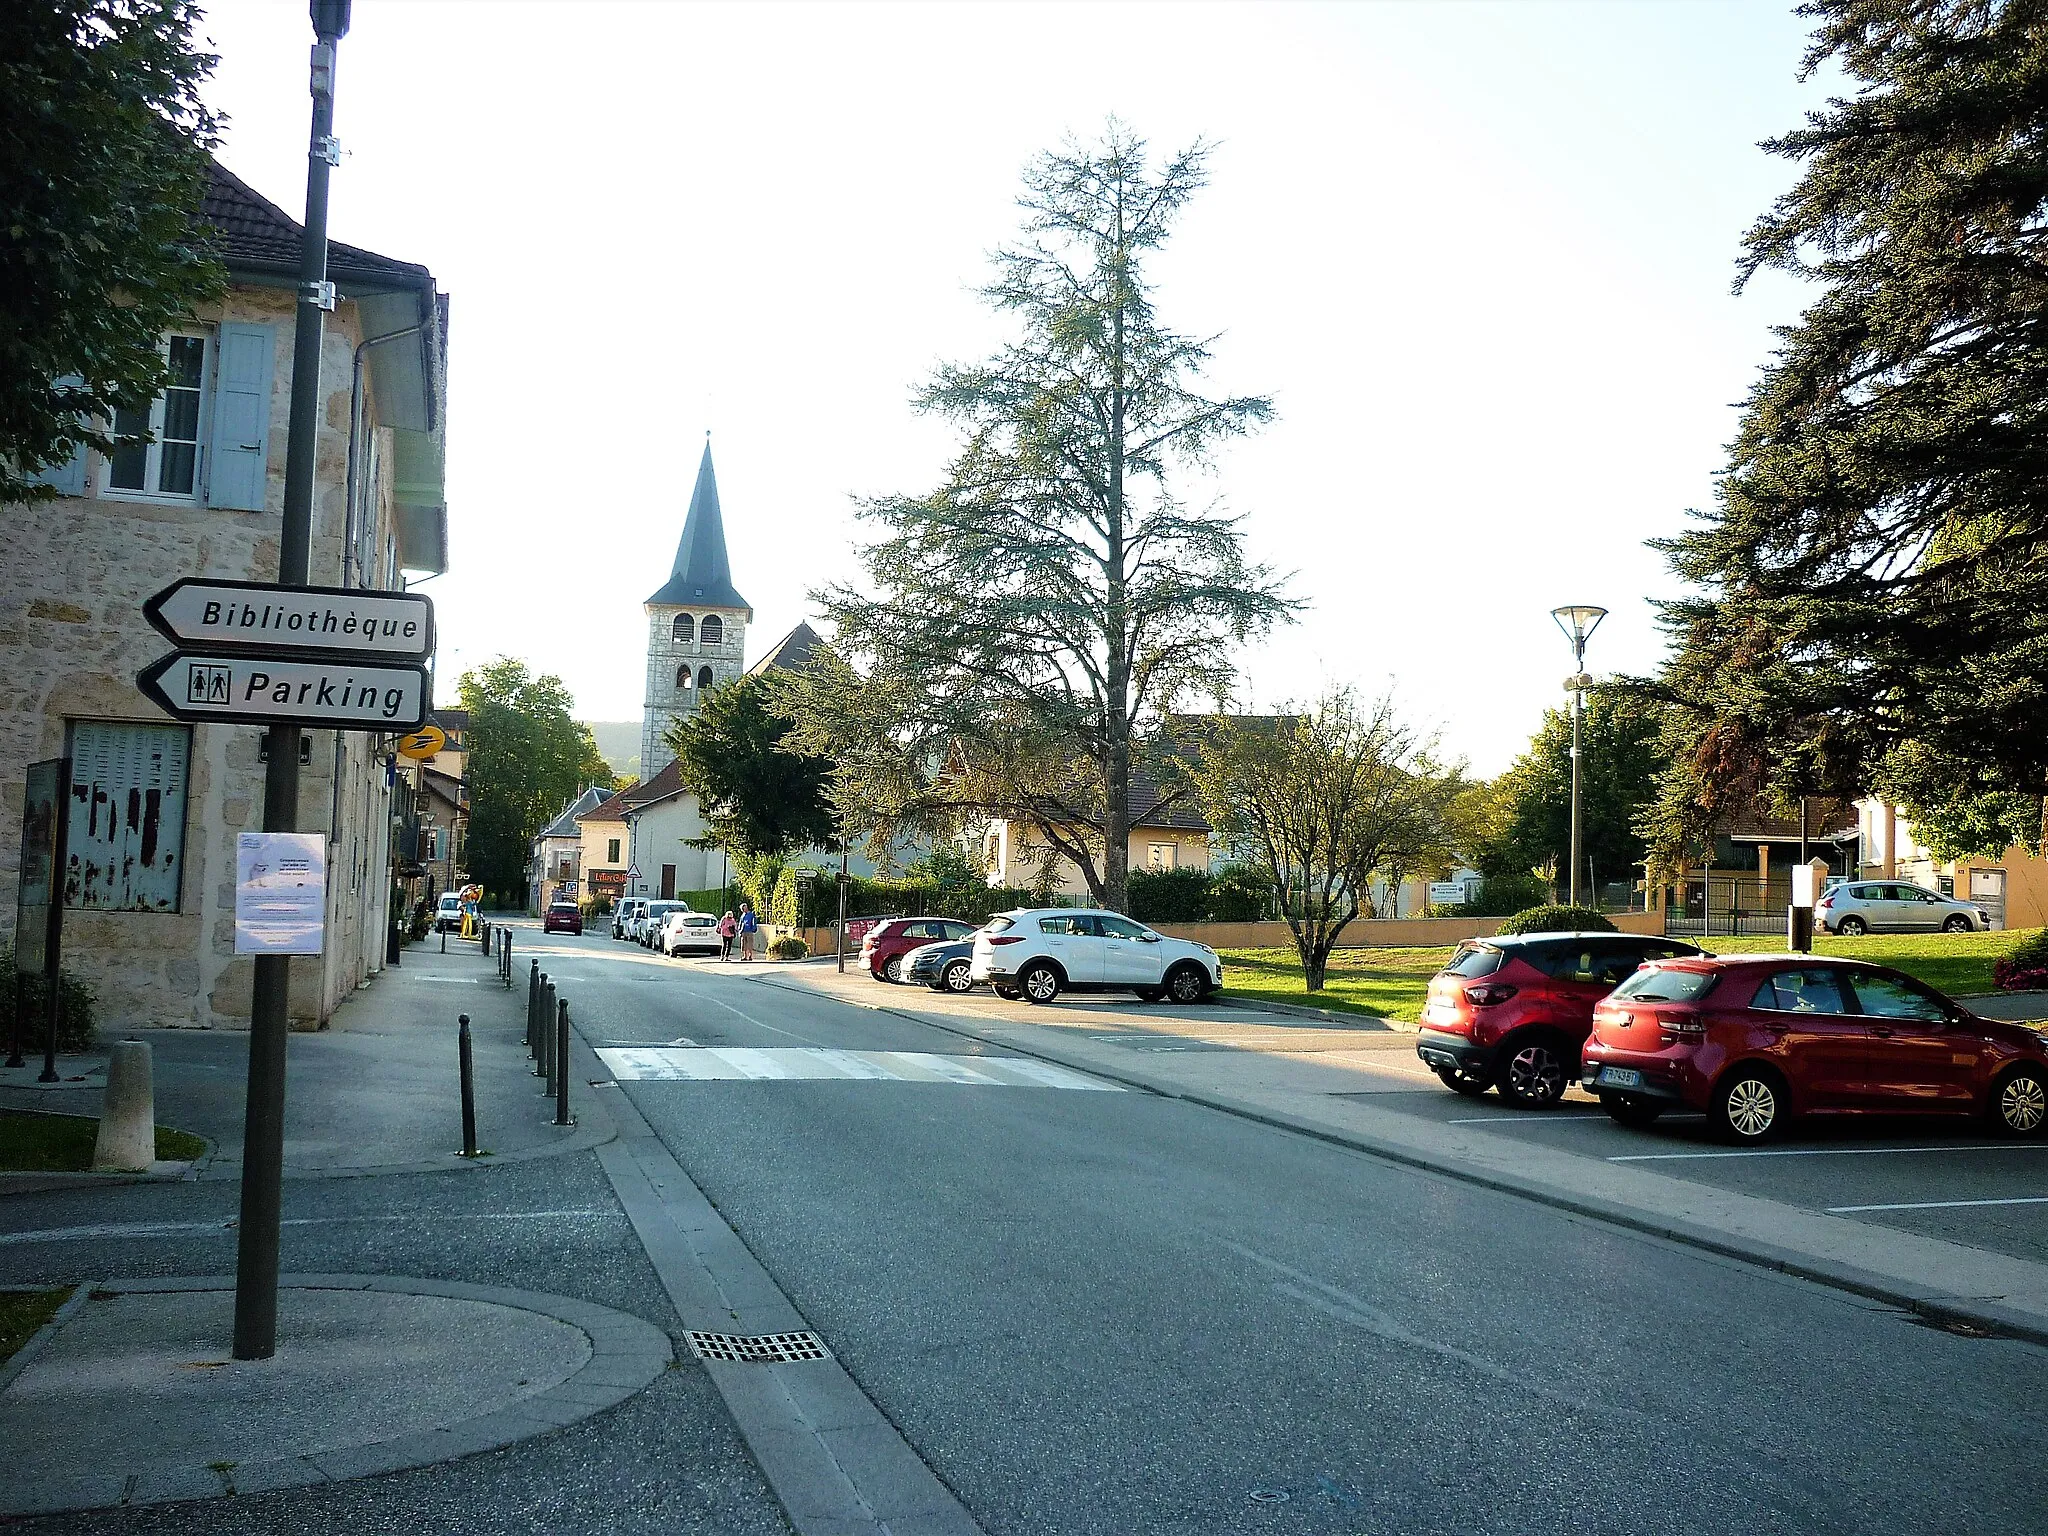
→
(1818, 880, 1988, 935)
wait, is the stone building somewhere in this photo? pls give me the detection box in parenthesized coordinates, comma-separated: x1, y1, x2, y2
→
(639, 442, 750, 779)
(0, 160, 448, 1030)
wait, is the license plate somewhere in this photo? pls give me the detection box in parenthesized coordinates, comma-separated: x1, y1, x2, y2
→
(1598, 1067, 1641, 1089)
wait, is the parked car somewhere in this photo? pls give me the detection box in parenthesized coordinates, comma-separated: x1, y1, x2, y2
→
(1415, 933, 1704, 1108)
(861, 917, 979, 982)
(1817, 880, 1988, 935)
(969, 908, 1222, 1004)
(1583, 954, 2048, 1142)
(905, 938, 978, 993)
(543, 900, 583, 935)
(660, 909, 723, 956)
(634, 900, 689, 947)
(612, 897, 647, 940)
(434, 892, 464, 933)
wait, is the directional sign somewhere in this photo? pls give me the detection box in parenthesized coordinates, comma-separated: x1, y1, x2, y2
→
(138, 652, 430, 731)
(396, 724, 447, 760)
(144, 578, 434, 662)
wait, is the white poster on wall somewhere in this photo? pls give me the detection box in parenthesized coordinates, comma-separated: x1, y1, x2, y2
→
(235, 832, 327, 954)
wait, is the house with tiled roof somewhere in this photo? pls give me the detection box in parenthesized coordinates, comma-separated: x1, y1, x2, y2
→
(0, 156, 449, 1031)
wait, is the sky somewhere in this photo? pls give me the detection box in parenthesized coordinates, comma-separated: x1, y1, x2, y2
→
(194, 0, 1831, 776)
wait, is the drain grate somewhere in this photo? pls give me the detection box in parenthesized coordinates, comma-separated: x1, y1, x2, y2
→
(686, 1329, 830, 1364)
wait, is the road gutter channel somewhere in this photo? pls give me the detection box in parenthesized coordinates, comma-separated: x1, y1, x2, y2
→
(743, 973, 2048, 1351)
(569, 1025, 986, 1536)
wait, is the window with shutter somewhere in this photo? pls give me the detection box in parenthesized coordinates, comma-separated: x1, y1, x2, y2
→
(30, 375, 89, 496)
(107, 334, 210, 500)
(205, 322, 275, 510)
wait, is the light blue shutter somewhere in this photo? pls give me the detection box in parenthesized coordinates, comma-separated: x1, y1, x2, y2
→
(206, 322, 275, 510)
(30, 375, 88, 496)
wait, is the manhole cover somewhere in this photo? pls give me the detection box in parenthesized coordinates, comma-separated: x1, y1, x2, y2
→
(686, 1329, 830, 1363)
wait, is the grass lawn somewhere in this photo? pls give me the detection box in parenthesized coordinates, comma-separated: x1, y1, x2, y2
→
(0, 1287, 72, 1366)
(1219, 927, 2042, 1020)
(0, 1110, 207, 1173)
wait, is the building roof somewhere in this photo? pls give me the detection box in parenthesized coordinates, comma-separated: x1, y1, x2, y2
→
(1129, 771, 1210, 832)
(621, 758, 687, 813)
(746, 621, 823, 678)
(431, 708, 470, 731)
(646, 442, 750, 613)
(421, 766, 466, 807)
(203, 161, 432, 286)
(538, 786, 610, 841)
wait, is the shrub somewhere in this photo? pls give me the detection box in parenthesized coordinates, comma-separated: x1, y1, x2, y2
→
(1461, 874, 1551, 918)
(1129, 867, 1211, 924)
(0, 948, 98, 1051)
(1496, 904, 1615, 936)
(768, 935, 809, 960)
(1205, 863, 1276, 922)
(1994, 930, 2048, 991)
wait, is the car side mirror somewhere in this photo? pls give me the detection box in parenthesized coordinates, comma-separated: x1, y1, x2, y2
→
(1139, 933, 1161, 943)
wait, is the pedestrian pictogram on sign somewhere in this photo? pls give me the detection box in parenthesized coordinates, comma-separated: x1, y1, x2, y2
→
(187, 665, 233, 706)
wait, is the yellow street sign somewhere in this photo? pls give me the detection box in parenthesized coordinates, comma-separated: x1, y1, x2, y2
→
(396, 724, 446, 760)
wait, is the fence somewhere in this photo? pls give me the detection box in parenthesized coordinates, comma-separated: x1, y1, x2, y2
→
(1662, 875, 1793, 938)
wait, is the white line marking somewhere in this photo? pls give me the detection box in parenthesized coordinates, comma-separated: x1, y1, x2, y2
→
(692, 992, 819, 1043)
(594, 1046, 1121, 1090)
(1610, 1143, 2048, 1162)
(1827, 1196, 2048, 1213)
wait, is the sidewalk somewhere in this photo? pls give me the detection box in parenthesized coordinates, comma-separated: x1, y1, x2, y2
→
(751, 963, 2048, 1347)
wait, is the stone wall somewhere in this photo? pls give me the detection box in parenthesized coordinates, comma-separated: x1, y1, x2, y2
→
(639, 604, 747, 779)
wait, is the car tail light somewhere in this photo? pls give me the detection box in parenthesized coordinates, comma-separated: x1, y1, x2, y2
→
(987, 935, 1026, 946)
(1465, 982, 1518, 1007)
(1816, 891, 1834, 909)
(1656, 1009, 1705, 1040)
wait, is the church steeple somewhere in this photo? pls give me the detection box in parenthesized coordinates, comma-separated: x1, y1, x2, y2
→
(645, 440, 750, 614)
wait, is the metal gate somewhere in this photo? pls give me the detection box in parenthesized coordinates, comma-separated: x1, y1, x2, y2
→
(1969, 868, 2007, 931)
(1665, 875, 1793, 938)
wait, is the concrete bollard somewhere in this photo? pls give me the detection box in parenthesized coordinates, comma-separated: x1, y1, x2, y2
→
(93, 1040, 156, 1171)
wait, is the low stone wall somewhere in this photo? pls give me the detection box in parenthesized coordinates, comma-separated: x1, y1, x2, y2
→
(1153, 911, 1664, 950)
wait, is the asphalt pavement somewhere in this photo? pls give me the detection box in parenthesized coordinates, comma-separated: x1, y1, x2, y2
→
(528, 926, 2047, 1536)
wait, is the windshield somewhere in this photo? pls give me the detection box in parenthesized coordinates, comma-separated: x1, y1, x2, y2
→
(1443, 944, 1503, 979)
(1610, 966, 1719, 1003)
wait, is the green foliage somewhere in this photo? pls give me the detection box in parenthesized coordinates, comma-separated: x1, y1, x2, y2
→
(1994, 929, 2048, 992)
(1457, 874, 1551, 918)
(768, 936, 809, 960)
(667, 673, 833, 857)
(457, 659, 615, 902)
(1203, 863, 1276, 922)
(1496, 905, 1615, 936)
(1128, 867, 1211, 924)
(1471, 694, 1665, 889)
(807, 123, 1294, 912)
(1649, 2, 2048, 834)
(728, 849, 785, 919)
(1, 0, 226, 503)
(0, 949, 97, 1050)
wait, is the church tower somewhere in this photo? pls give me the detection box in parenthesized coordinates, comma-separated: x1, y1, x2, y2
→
(641, 442, 751, 777)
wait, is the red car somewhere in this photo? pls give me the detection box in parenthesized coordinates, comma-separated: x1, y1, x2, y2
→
(1583, 954, 2048, 1143)
(861, 916, 980, 982)
(1416, 933, 1703, 1107)
(543, 901, 583, 935)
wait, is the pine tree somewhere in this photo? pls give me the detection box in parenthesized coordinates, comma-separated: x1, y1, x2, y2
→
(1652, 0, 2048, 847)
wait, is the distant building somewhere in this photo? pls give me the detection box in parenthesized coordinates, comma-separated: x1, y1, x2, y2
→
(640, 444, 750, 779)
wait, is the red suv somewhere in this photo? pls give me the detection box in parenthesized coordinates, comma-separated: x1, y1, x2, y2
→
(861, 916, 980, 982)
(1416, 934, 1702, 1107)
(1583, 954, 2048, 1142)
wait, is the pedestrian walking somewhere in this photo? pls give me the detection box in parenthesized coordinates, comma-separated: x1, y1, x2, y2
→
(718, 910, 737, 961)
(738, 902, 758, 962)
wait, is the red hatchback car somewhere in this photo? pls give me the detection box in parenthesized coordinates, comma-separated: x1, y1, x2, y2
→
(862, 916, 980, 982)
(1583, 954, 2048, 1143)
(1416, 933, 1703, 1107)
(543, 901, 583, 935)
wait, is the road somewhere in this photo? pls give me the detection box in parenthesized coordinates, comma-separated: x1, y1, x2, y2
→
(531, 925, 2046, 1536)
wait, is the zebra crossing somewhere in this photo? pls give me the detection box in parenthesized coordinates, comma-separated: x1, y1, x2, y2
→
(596, 1046, 1120, 1091)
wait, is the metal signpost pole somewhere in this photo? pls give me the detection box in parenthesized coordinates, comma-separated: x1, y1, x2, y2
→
(234, 0, 350, 1363)
(1551, 606, 1606, 913)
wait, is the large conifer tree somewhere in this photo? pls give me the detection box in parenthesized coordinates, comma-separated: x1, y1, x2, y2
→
(1652, 0, 2048, 852)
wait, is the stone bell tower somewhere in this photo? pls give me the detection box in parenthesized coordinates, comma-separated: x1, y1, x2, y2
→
(641, 440, 751, 778)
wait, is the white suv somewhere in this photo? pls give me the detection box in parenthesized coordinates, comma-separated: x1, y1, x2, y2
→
(970, 908, 1223, 1005)
(613, 897, 647, 940)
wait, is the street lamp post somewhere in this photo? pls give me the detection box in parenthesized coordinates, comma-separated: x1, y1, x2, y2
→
(1550, 605, 1608, 911)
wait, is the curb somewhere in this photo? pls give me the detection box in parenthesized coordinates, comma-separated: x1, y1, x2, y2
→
(0, 1273, 673, 1519)
(749, 972, 2048, 1351)
(1209, 994, 1403, 1030)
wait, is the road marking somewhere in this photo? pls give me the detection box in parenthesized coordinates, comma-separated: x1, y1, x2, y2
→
(1826, 1196, 2048, 1213)
(596, 1046, 1120, 1090)
(1609, 1143, 2048, 1162)
(691, 991, 819, 1043)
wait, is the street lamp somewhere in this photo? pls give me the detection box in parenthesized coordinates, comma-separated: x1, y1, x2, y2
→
(1550, 604, 1608, 910)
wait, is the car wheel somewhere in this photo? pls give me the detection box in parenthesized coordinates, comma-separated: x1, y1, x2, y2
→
(943, 960, 974, 993)
(1497, 1035, 1569, 1108)
(1433, 1064, 1491, 1098)
(1019, 962, 1062, 1004)
(1164, 964, 1209, 1005)
(884, 955, 904, 984)
(1602, 1094, 1663, 1128)
(1991, 1065, 2047, 1136)
(1943, 914, 1973, 933)
(1713, 1066, 1785, 1143)
(1836, 915, 1867, 936)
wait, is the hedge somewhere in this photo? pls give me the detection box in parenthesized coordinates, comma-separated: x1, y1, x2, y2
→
(1496, 904, 1615, 936)
(0, 948, 98, 1051)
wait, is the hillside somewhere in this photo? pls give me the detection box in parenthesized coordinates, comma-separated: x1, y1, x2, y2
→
(582, 721, 641, 782)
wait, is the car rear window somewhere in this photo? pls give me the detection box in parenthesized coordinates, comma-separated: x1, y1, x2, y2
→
(1610, 965, 1720, 1003)
(1443, 944, 1503, 979)
(985, 916, 1015, 934)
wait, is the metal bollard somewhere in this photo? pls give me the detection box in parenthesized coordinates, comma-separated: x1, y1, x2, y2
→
(527, 961, 541, 1056)
(554, 998, 573, 1126)
(535, 979, 552, 1076)
(541, 983, 558, 1089)
(440, 924, 447, 954)
(479, 917, 490, 955)
(457, 1013, 479, 1158)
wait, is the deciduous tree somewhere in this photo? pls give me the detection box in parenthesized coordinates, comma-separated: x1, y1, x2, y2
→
(457, 659, 614, 901)
(814, 123, 1293, 912)
(2, 0, 224, 503)
(666, 673, 833, 857)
